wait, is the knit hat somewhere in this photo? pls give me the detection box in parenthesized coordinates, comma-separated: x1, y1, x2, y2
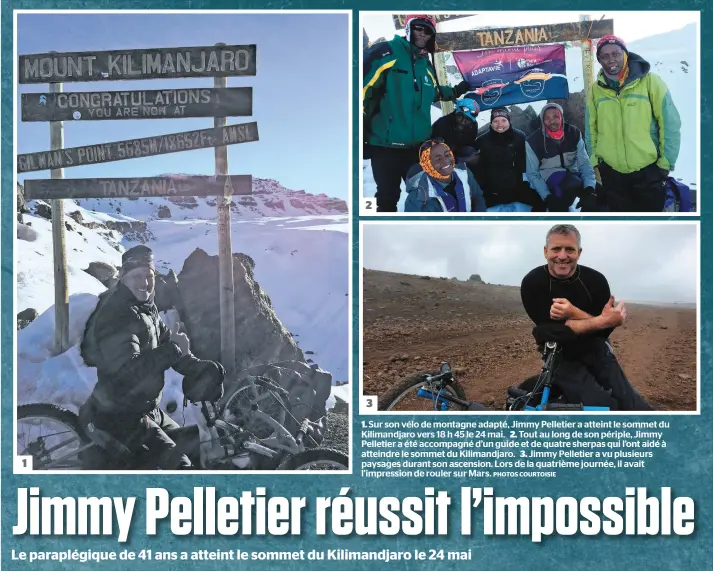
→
(404, 14, 437, 53)
(490, 107, 511, 124)
(596, 35, 628, 58)
(121, 245, 155, 276)
(456, 97, 479, 121)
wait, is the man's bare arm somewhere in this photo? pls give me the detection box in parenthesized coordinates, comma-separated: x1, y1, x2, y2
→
(565, 300, 626, 334)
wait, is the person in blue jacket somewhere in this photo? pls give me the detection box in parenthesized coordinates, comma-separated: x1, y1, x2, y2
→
(404, 139, 486, 213)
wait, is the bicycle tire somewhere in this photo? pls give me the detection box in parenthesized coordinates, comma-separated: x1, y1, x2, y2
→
(276, 448, 349, 471)
(221, 376, 288, 439)
(378, 371, 468, 412)
(17, 404, 89, 470)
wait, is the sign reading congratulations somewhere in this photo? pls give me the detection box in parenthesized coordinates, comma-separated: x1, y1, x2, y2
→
(453, 44, 569, 110)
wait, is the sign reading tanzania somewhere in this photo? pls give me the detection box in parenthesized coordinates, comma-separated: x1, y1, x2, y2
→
(17, 122, 259, 173)
(435, 19, 614, 51)
(24, 175, 253, 200)
(21, 87, 253, 121)
(19, 45, 257, 83)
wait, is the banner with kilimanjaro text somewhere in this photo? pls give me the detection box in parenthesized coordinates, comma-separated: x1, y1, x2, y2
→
(453, 44, 569, 110)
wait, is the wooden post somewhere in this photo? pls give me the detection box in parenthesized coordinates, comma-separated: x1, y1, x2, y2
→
(434, 21, 454, 116)
(580, 15, 596, 100)
(49, 81, 69, 354)
(214, 43, 237, 379)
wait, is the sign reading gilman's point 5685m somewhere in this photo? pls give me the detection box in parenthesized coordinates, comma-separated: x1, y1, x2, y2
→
(17, 122, 259, 173)
(19, 44, 257, 83)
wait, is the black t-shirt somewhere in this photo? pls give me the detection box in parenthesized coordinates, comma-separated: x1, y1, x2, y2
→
(520, 264, 614, 355)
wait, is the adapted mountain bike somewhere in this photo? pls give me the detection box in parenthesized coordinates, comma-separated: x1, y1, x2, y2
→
(17, 374, 349, 471)
(377, 342, 611, 412)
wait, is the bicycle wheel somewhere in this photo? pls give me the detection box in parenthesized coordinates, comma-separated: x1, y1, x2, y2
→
(378, 372, 469, 412)
(17, 404, 89, 470)
(277, 448, 349, 471)
(221, 376, 288, 440)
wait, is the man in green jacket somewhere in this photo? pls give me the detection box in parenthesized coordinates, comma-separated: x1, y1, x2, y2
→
(585, 35, 681, 212)
(363, 14, 471, 212)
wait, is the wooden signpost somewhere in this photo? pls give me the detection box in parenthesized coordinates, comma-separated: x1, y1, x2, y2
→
(19, 44, 257, 83)
(18, 122, 259, 173)
(21, 87, 253, 122)
(392, 14, 474, 30)
(19, 42, 259, 374)
(434, 19, 614, 52)
(24, 175, 252, 200)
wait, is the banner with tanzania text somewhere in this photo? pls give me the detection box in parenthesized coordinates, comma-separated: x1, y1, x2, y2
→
(453, 44, 569, 110)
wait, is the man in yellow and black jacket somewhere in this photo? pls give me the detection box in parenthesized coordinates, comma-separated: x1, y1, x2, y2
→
(363, 14, 471, 212)
(585, 35, 681, 212)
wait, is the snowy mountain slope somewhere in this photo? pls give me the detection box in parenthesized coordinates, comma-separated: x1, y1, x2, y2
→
(72, 176, 348, 222)
(16, 173, 350, 430)
(363, 23, 699, 208)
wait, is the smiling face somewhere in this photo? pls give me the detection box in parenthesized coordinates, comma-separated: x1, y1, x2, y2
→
(122, 266, 155, 302)
(598, 44, 626, 76)
(543, 108, 562, 132)
(544, 232, 581, 279)
(491, 116, 510, 133)
(429, 143, 454, 177)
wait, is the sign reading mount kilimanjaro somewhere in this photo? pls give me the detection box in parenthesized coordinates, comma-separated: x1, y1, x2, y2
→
(21, 87, 253, 122)
(19, 44, 257, 84)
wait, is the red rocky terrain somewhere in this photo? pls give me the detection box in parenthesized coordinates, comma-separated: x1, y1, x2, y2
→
(362, 269, 697, 411)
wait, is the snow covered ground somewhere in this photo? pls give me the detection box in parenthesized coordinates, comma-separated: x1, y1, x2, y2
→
(16, 187, 350, 430)
(362, 23, 699, 210)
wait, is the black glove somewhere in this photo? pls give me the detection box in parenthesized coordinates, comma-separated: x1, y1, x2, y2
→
(545, 193, 571, 212)
(578, 187, 599, 212)
(454, 80, 471, 97)
(658, 167, 669, 180)
(182, 360, 225, 403)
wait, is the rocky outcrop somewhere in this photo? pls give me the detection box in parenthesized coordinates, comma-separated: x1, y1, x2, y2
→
(177, 248, 304, 372)
(17, 308, 38, 330)
(17, 183, 28, 224)
(167, 196, 198, 209)
(84, 262, 119, 288)
(157, 205, 172, 219)
(35, 202, 52, 220)
(105, 220, 154, 243)
(155, 269, 182, 314)
(469, 274, 483, 283)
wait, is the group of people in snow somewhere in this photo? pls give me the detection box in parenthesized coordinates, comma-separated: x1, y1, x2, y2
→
(363, 15, 682, 213)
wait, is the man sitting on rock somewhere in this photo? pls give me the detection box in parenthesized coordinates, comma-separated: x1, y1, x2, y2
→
(79, 245, 225, 469)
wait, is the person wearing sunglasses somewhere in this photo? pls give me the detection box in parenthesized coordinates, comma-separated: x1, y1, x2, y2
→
(363, 14, 471, 212)
(430, 97, 481, 175)
(404, 139, 486, 213)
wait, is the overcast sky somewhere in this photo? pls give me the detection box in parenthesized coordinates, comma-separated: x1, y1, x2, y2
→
(362, 222, 698, 304)
(361, 11, 699, 45)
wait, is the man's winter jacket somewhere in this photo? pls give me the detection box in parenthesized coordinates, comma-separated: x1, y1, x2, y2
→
(404, 164, 486, 212)
(81, 282, 203, 415)
(585, 52, 681, 174)
(363, 35, 459, 148)
(473, 127, 532, 206)
(526, 119, 597, 200)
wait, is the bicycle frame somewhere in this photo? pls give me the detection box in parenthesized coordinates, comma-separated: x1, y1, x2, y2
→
(416, 386, 471, 410)
(522, 342, 610, 412)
